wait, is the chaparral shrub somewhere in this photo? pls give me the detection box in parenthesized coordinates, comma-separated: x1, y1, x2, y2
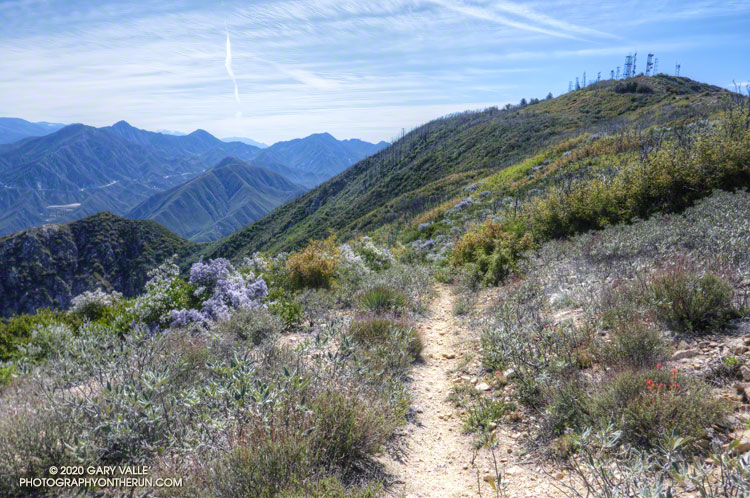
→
(451, 219, 533, 285)
(286, 236, 340, 289)
(359, 286, 406, 313)
(68, 288, 123, 322)
(646, 263, 737, 334)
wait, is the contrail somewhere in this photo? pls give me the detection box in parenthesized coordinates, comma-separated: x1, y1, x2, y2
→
(225, 25, 240, 103)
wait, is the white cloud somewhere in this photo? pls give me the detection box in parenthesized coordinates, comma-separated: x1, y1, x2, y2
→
(0, 0, 747, 142)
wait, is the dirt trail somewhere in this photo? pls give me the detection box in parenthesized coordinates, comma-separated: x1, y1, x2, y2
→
(381, 284, 565, 498)
(381, 283, 485, 497)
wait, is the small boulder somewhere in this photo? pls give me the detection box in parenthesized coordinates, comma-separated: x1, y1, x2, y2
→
(671, 349, 699, 361)
(728, 338, 749, 355)
(725, 440, 750, 456)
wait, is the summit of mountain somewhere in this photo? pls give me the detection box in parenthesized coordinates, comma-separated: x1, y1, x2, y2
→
(252, 132, 389, 187)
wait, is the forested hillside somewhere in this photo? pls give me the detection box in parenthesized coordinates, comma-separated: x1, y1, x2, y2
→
(0, 212, 194, 316)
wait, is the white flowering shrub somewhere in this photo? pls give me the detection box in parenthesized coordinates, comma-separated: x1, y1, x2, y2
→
(125, 256, 193, 330)
(240, 252, 270, 275)
(15, 323, 74, 363)
(69, 288, 123, 320)
(356, 237, 394, 271)
(334, 244, 372, 305)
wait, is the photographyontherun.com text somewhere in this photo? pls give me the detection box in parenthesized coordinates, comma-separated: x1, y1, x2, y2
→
(18, 465, 182, 489)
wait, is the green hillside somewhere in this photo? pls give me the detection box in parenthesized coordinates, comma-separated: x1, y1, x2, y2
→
(204, 76, 728, 260)
(127, 157, 307, 241)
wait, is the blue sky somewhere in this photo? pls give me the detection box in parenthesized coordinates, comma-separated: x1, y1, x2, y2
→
(1, 0, 748, 144)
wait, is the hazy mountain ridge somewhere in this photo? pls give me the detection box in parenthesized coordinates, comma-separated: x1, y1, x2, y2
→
(0, 122, 384, 235)
(104, 120, 263, 161)
(0, 117, 67, 144)
(0, 124, 210, 235)
(222, 136, 269, 148)
(253, 132, 389, 187)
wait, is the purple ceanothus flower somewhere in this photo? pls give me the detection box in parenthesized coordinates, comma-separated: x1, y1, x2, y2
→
(171, 258, 268, 328)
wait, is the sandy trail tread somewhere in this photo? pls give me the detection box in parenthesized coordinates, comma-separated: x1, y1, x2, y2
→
(380, 284, 486, 497)
(380, 284, 565, 498)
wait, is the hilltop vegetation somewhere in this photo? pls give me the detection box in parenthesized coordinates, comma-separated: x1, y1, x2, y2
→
(441, 102, 750, 285)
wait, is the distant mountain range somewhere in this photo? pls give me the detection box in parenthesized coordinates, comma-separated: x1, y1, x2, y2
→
(0, 123, 225, 235)
(252, 133, 390, 187)
(103, 120, 261, 160)
(0, 119, 387, 238)
(222, 136, 269, 148)
(0, 117, 67, 144)
(128, 157, 306, 241)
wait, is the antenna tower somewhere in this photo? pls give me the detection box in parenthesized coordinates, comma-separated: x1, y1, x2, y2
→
(653, 58, 659, 75)
(616, 66, 621, 79)
(583, 72, 586, 87)
(645, 53, 654, 76)
(597, 72, 601, 82)
(675, 63, 680, 76)
(632, 52, 637, 75)
(575, 77, 580, 91)
(623, 55, 633, 78)
(610, 70, 615, 79)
